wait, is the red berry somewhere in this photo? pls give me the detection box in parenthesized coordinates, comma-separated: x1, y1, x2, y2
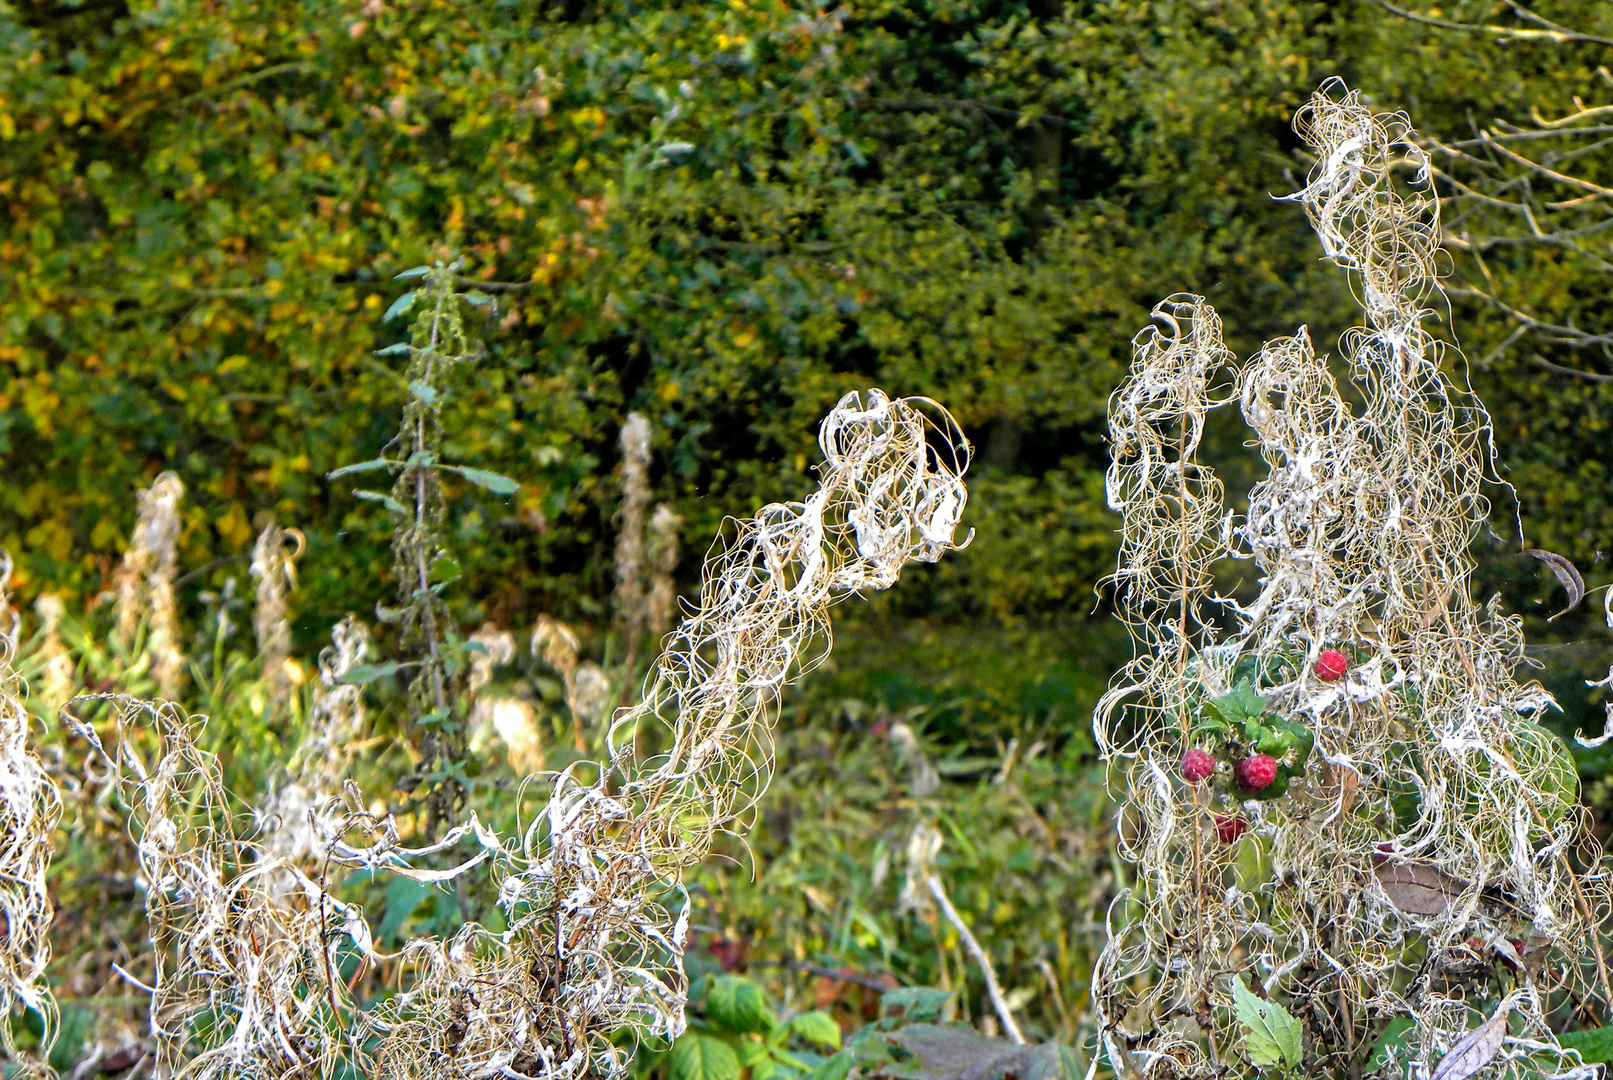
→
(1371, 842, 1395, 866)
(1234, 754, 1279, 794)
(1315, 649, 1349, 682)
(1181, 748, 1216, 783)
(1215, 814, 1248, 844)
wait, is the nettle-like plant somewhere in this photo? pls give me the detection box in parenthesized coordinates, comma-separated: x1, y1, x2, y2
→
(3, 385, 971, 1080)
(1094, 82, 1612, 1080)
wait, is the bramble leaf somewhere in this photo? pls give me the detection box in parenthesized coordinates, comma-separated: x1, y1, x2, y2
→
(1232, 977, 1302, 1073)
(1208, 680, 1267, 728)
(790, 1011, 842, 1049)
(669, 1035, 741, 1080)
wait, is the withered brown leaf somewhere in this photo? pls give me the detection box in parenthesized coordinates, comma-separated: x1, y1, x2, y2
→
(1524, 549, 1585, 620)
(1373, 862, 1470, 916)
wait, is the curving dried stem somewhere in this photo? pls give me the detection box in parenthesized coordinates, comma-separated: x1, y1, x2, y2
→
(62, 690, 511, 1080)
(1094, 80, 1610, 1080)
(368, 389, 972, 1080)
(0, 552, 63, 1079)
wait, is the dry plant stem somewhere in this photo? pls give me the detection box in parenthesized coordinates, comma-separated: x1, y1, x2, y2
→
(367, 389, 971, 1080)
(926, 873, 1024, 1045)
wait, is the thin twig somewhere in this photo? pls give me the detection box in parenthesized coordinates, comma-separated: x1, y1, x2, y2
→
(926, 873, 1024, 1044)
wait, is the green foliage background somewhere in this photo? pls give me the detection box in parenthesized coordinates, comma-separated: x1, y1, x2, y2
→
(11, 0, 1609, 622)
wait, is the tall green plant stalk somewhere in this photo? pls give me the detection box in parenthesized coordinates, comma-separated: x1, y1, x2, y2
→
(330, 261, 515, 836)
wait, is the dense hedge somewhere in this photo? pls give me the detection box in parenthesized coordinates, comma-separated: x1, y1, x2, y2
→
(4, 0, 1613, 640)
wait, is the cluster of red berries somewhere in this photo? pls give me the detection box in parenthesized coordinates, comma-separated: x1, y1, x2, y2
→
(1181, 749, 1282, 794)
(1176, 649, 1348, 842)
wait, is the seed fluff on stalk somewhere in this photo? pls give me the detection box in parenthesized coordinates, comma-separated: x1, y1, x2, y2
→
(1094, 80, 1608, 1080)
(372, 389, 971, 1080)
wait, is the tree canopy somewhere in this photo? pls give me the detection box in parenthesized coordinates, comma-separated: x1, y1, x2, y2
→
(3, 0, 1613, 636)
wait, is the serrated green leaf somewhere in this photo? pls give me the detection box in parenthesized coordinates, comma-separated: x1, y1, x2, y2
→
(393, 266, 431, 279)
(407, 379, 439, 403)
(1232, 977, 1302, 1073)
(448, 465, 520, 495)
(790, 1011, 841, 1050)
(735, 1042, 769, 1067)
(708, 975, 773, 1033)
(1557, 1027, 1613, 1064)
(669, 1035, 741, 1080)
(1208, 681, 1268, 728)
(327, 458, 394, 479)
(383, 291, 419, 322)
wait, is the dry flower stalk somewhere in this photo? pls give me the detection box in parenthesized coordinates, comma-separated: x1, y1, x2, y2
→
(615, 412, 654, 648)
(32, 592, 75, 716)
(250, 521, 305, 701)
(112, 472, 188, 699)
(646, 504, 682, 639)
(1094, 80, 1607, 1080)
(370, 389, 971, 1080)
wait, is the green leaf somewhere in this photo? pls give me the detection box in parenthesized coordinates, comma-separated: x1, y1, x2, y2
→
(1557, 1028, 1613, 1064)
(1367, 1017, 1415, 1073)
(374, 343, 412, 356)
(736, 1042, 769, 1067)
(461, 289, 495, 307)
(383, 291, 419, 322)
(353, 489, 408, 516)
(327, 458, 394, 479)
(1207, 681, 1267, 728)
(339, 661, 402, 685)
(448, 465, 520, 495)
(408, 379, 439, 403)
(417, 706, 452, 729)
(394, 266, 432, 279)
(669, 1035, 742, 1080)
(790, 1012, 842, 1050)
(806, 1051, 853, 1080)
(882, 987, 952, 1023)
(708, 975, 774, 1033)
(1232, 977, 1302, 1073)
(378, 876, 434, 944)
